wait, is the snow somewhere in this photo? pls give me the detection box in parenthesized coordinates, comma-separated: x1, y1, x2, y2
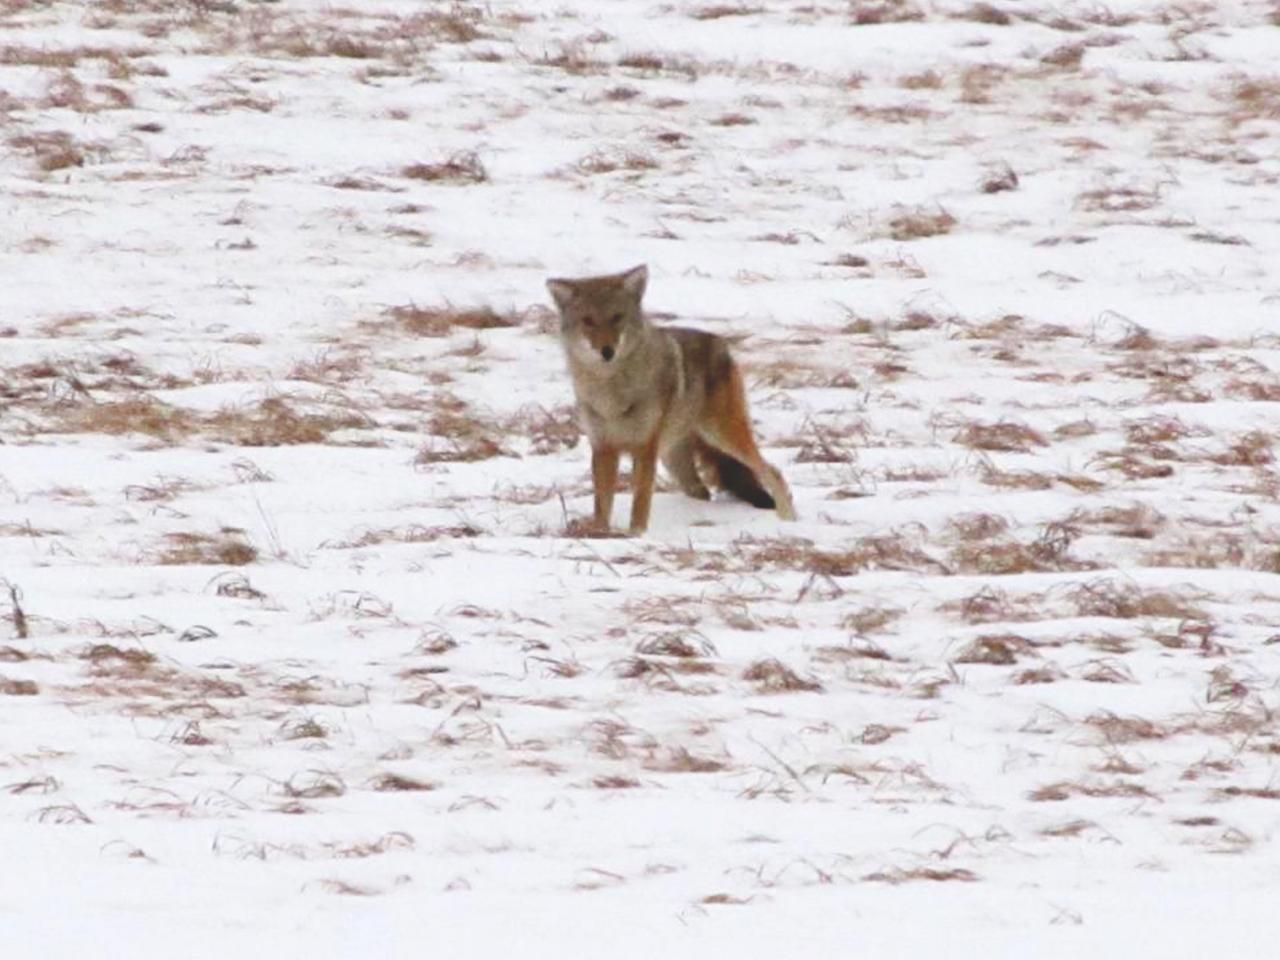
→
(3, 0, 1280, 954)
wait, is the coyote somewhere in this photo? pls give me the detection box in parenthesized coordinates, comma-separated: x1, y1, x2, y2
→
(546, 264, 796, 535)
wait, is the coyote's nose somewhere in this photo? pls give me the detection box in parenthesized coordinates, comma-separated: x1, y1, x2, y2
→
(601, 345, 615, 362)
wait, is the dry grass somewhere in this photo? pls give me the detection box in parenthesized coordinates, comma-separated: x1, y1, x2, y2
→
(690, 4, 763, 20)
(50, 395, 368, 446)
(1041, 44, 1085, 70)
(864, 867, 979, 884)
(416, 396, 513, 464)
(369, 773, 437, 792)
(849, 0, 925, 25)
(980, 163, 1019, 194)
(1070, 502, 1164, 539)
(1225, 76, 1280, 123)
(1145, 532, 1280, 574)
(0, 677, 38, 696)
(1077, 185, 1161, 213)
(384, 303, 521, 337)
(687, 532, 948, 579)
(953, 634, 1031, 665)
(899, 70, 943, 90)
(955, 420, 1047, 453)
(577, 149, 659, 175)
(209, 398, 369, 446)
(642, 747, 728, 773)
(402, 151, 487, 184)
(1069, 579, 1206, 620)
(742, 658, 823, 693)
(156, 530, 257, 566)
(9, 130, 86, 172)
(1029, 780, 1154, 802)
(842, 606, 904, 635)
(328, 524, 482, 549)
(959, 3, 1012, 25)
(885, 206, 955, 240)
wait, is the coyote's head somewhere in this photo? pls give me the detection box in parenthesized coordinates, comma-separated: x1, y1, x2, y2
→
(546, 264, 648, 367)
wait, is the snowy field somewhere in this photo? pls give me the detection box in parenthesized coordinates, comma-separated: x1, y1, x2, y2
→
(3, 0, 1280, 954)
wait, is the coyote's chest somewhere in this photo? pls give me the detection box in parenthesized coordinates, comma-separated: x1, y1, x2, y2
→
(574, 378, 662, 445)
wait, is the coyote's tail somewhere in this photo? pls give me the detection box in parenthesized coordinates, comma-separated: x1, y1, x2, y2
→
(696, 440, 776, 510)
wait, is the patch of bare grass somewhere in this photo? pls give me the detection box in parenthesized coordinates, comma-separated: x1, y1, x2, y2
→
(208, 398, 369, 446)
(690, 4, 763, 20)
(402, 151, 487, 184)
(0, 677, 38, 696)
(953, 634, 1032, 665)
(327, 524, 482, 549)
(416, 395, 513, 464)
(849, 0, 925, 25)
(369, 773, 437, 792)
(1030, 780, 1154, 801)
(1041, 44, 1085, 69)
(156, 530, 257, 566)
(1077, 184, 1161, 213)
(863, 867, 978, 884)
(742, 658, 822, 693)
(643, 746, 728, 773)
(842, 606, 904, 635)
(885, 206, 955, 240)
(1069, 579, 1207, 620)
(577, 148, 659, 175)
(980, 163, 1018, 193)
(898, 70, 943, 90)
(955, 420, 1047, 453)
(1224, 75, 1280, 124)
(383, 303, 520, 337)
(8, 130, 85, 172)
(959, 3, 1012, 25)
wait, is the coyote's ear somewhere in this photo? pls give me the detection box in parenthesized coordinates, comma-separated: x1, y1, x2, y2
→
(546, 278, 575, 311)
(620, 264, 648, 300)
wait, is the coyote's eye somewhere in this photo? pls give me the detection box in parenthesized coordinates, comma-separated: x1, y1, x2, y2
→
(582, 315, 596, 328)
(610, 313, 623, 325)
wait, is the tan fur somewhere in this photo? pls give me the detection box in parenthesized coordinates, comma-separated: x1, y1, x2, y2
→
(546, 264, 796, 535)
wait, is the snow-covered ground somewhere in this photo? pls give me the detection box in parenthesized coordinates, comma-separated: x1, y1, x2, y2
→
(3, 0, 1280, 953)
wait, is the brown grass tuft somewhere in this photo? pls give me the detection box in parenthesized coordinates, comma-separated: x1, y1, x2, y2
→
(402, 151, 487, 184)
(209, 398, 368, 446)
(577, 148, 659, 175)
(592, 775, 641, 789)
(1077, 185, 1161, 213)
(157, 530, 257, 566)
(1029, 779, 1154, 802)
(416, 396, 512, 464)
(850, 0, 926, 25)
(643, 747, 728, 773)
(960, 3, 1012, 25)
(386, 303, 520, 336)
(1041, 44, 1085, 69)
(953, 634, 1032, 665)
(842, 606, 904, 635)
(899, 70, 943, 90)
(0, 677, 38, 696)
(886, 206, 956, 240)
(690, 4, 763, 20)
(955, 420, 1047, 453)
(980, 163, 1019, 193)
(9, 130, 86, 172)
(1069, 579, 1206, 621)
(742, 658, 823, 693)
(864, 867, 979, 884)
(369, 773, 437, 792)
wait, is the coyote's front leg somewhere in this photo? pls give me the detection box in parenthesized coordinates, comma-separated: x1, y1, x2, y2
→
(628, 432, 660, 536)
(591, 445, 620, 531)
